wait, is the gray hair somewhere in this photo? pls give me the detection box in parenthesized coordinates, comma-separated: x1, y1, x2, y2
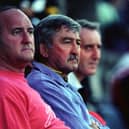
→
(34, 14, 81, 61)
(35, 14, 81, 47)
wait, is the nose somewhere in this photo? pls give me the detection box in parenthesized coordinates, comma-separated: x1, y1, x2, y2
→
(71, 42, 80, 55)
(92, 47, 101, 60)
(22, 31, 33, 44)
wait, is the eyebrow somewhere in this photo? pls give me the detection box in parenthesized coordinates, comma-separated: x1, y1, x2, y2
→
(12, 27, 34, 31)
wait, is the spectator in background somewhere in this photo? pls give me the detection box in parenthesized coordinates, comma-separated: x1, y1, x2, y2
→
(27, 14, 110, 129)
(0, 6, 70, 129)
(68, 19, 102, 107)
(68, 19, 126, 129)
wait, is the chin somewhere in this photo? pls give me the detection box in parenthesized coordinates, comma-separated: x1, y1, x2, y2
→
(22, 58, 33, 64)
(89, 71, 96, 75)
(72, 67, 78, 72)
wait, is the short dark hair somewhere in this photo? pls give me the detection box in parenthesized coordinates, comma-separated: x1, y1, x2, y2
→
(77, 19, 100, 32)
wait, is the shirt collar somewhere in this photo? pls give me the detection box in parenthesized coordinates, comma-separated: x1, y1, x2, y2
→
(47, 66, 68, 82)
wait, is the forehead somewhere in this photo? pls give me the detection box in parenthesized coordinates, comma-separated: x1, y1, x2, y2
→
(80, 28, 100, 37)
(80, 28, 101, 44)
(54, 26, 80, 38)
(0, 9, 33, 29)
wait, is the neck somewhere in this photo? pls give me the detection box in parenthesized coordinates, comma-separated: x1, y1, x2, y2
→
(74, 71, 85, 82)
(0, 60, 25, 73)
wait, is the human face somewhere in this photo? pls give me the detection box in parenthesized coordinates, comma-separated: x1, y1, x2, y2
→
(43, 26, 80, 74)
(77, 28, 101, 79)
(0, 9, 34, 71)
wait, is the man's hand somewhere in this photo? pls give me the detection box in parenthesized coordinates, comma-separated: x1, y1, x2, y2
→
(90, 122, 100, 129)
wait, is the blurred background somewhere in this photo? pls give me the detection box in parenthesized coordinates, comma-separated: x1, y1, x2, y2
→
(1, 0, 129, 128)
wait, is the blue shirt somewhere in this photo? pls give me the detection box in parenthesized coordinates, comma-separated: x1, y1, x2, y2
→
(27, 61, 110, 129)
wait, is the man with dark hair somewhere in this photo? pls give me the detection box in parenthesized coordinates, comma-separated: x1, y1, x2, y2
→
(68, 19, 101, 104)
(68, 19, 126, 129)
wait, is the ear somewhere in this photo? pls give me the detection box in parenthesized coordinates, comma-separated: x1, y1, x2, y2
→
(39, 44, 48, 58)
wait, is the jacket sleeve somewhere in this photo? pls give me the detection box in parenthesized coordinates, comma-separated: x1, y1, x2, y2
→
(27, 72, 92, 129)
(27, 70, 110, 129)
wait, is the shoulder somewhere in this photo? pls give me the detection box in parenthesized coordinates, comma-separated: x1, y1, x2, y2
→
(0, 76, 30, 101)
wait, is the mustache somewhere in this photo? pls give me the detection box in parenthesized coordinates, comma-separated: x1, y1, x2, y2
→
(23, 44, 34, 49)
(68, 54, 79, 61)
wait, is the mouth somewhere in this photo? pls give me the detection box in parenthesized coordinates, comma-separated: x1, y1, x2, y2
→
(89, 63, 98, 68)
(69, 59, 79, 64)
(22, 47, 34, 52)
